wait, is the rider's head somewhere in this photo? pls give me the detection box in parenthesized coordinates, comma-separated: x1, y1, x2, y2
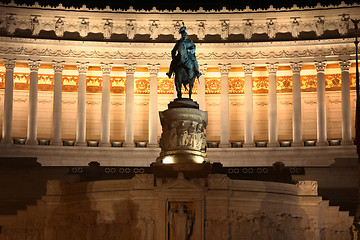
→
(179, 22, 188, 40)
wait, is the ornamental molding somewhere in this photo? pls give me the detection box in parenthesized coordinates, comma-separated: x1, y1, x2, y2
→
(0, 2, 359, 44)
(296, 180, 318, 196)
(0, 1, 358, 13)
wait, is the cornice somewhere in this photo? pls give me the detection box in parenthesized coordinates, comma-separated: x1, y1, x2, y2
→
(0, 1, 359, 13)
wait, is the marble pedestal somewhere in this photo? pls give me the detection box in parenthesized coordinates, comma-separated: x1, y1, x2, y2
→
(152, 98, 211, 177)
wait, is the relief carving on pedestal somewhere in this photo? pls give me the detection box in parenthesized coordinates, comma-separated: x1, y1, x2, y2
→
(160, 120, 206, 152)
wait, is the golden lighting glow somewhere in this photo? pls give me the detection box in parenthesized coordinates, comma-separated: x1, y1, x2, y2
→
(162, 156, 174, 164)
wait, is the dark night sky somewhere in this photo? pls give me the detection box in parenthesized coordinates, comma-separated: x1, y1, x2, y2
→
(1, 0, 358, 10)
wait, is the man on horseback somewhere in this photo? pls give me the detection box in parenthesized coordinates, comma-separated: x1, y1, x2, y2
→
(167, 22, 202, 99)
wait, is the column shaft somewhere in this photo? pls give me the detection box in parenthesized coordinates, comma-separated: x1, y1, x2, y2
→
(267, 63, 279, 147)
(340, 60, 352, 145)
(52, 61, 64, 146)
(315, 61, 327, 146)
(219, 63, 231, 148)
(198, 64, 207, 111)
(27, 60, 40, 145)
(2, 59, 15, 144)
(243, 63, 255, 148)
(100, 63, 112, 147)
(76, 62, 89, 146)
(148, 63, 160, 147)
(124, 63, 136, 147)
(291, 62, 303, 147)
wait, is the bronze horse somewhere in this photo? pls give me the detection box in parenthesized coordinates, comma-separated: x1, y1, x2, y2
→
(167, 23, 201, 99)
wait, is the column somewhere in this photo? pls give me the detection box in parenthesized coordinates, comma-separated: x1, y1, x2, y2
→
(148, 63, 160, 148)
(75, 62, 89, 146)
(51, 60, 65, 146)
(339, 60, 352, 145)
(100, 62, 112, 147)
(2, 58, 16, 144)
(315, 61, 328, 146)
(290, 62, 303, 147)
(198, 64, 207, 111)
(267, 62, 279, 147)
(26, 59, 41, 145)
(243, 63, 255, 148)
(124, 63, 136, 147)
(219, 63, 231, 148)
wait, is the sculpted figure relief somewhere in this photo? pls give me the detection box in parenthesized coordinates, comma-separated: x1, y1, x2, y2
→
(221, 20, 229, 40)
(79, 18, 89, 38)
(339, 14, 349, 35)
(197, 21, 205, 40)
(291, 18, 300, 38)
(167, 22, 201, 99)
(103, 20, 112, 39)
(315, 17, 325, 36)
(30, 16, 40, 36)
(244, 20, 253, 40)
(6, 14, 16, 35)
(55, 17, 64, 37)
(267, 19, 276, 39)
(149, 20, 159, 40)
(169, 205, 194, 240)
(126, 20, 135, 39)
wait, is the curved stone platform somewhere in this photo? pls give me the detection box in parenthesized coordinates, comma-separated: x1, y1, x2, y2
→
(0, 175, 352, 239)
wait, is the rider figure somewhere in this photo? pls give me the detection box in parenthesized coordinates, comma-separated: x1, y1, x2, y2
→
(167, 23, 201, 80)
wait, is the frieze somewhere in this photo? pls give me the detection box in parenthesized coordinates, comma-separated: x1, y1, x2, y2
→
(13, 98, 27, 103)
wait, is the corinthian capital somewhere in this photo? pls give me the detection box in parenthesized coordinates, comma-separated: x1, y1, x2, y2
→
(28, 59, 41, 72)
(4, 58, 16, 70)
(52, 60, 65, 73)
(219, 63, 231, 75)
(76, 61, 89, 74)
(242, 63, 255, 74)
(124, 63, 136, 75)
(314, 61, 327, 73)
(339, 60, 351, 72)
(147, 63, 160, 76)
(100, 62, 113, 75)
(199, 63, 208, 73)
(290, 61, 303, 74)
(266, 62, 279, 74)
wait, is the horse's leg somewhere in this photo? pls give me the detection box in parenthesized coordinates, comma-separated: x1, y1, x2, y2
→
(175, 75, 182, 99)
(189, 82, 193, 99)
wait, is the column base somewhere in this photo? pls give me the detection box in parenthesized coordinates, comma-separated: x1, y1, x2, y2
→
(51, 141, 62, 146)
(341, 140, 353, 145)
(316, 141, 328, 146)
(219, 143, 230, 148)
(148, 143, 159, 148)
(100, 142, 111, 147)
(268, 142, 279, 148)
(75, 141, 87, 147)
(26, 139, 38, 145)
(292, 141, 303, 147)
(243, 143, 254, 148)
(1, 138, 13, 145)
(124, 142, 135, 148)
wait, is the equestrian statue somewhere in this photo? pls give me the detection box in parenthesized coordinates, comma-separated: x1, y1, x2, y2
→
(167, 22, 202, 99)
